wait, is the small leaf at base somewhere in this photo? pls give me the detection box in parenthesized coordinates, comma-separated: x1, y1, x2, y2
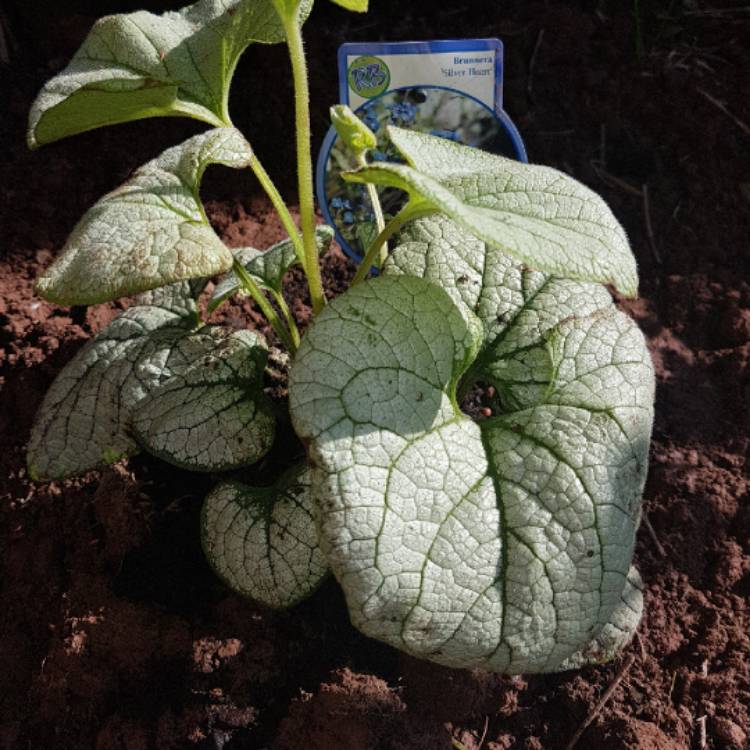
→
(28, 282, 275, 480)
(202, 465, 328, 608)
(132, 329, 275, 472)
(27, 304, 192, 480)
(208, 225, 334, 313)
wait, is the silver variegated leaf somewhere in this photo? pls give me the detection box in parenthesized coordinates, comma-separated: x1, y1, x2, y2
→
(28, 303, 193, 480)
(289, 237, 654, 672)
(208, 225, 334, 313)
(134, 278, 207, 322)
(36, 128, 250, 306)
(201, 465, 328, 607)
(27, 0, 313, 147)
(345, 126, 639, 297)
(132, 329, 274, 471)
(28, 281, 274, 479)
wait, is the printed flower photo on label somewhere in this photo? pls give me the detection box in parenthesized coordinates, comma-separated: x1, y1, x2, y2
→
(322, 86, 522, 260)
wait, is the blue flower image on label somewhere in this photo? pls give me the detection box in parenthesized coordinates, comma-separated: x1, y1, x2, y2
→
(347, 56, 391, 99)
(323, 86, 523, 261)
(318, 40, 528, 263)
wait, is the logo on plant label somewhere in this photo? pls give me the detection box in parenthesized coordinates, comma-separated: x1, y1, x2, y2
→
(347, 56, 390, 98)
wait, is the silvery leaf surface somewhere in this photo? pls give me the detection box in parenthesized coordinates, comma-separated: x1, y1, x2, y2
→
(132, 328, 275, 471)
(36, 128, 250, 306)
(28, 303, 193, 480)
(202, 465, 328, 607)
(208, 225, 334, 312)
(27, 0, 313, 147)
(344, 127, 639, 297)
(289, 251, 654, 672)
(29, 283, 273, 479)
(134, 277, 208, 321)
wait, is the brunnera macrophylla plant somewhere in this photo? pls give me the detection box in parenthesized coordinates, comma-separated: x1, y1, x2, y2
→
(26, 0, 655, 673)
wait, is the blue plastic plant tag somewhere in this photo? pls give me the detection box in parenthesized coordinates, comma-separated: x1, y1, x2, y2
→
(316, 39, 527, 263)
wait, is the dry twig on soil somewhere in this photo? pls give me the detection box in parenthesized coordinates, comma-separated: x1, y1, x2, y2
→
(697, 87, 750, 138)
(477, 716, 489, 750)
(565, 653, 636, 750)
(696, 714, 707, 749)
(590, 163, 643, 198)
(642, 185, 662, 264)
(527, 29, 545, 98)
(642, 510, 667, 557)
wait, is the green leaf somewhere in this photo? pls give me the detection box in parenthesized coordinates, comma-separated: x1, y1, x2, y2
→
(36, 128, 251, 306)
(208, 225, 334, 312)
(329, 0, 369, 10)
(133, 278, 207, 323)
(344, 126, 639, 297)
(202, 465, 328, 607)
(28, 284, 274, 480)
(28, 301, 193, 481)
(330, 104, 377, 156)
(27, 0, 313, 147)
(132, 329, 275, 471)
(289, 267, 654, 672)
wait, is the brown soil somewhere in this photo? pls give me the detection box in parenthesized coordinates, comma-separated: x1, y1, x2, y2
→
(1, 1, 749, 749)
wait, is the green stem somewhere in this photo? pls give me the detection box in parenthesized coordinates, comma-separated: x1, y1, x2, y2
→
(351, 204, 436, 285)
(356, 153, 388, 264)
(271, 288, 301, 350)
(249, 153, 306, 271)
(233, 259, 296, 354)
(282, 9, 326, 315)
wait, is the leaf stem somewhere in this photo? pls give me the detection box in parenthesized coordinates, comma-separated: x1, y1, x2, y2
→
(233, 258, 296, 353)
(351, 204, 435, 285)
(271, 288, 301, 349)
(249, 153, 306, 271)
(356, 153, 388, 264)
(281, 9, 326, 315)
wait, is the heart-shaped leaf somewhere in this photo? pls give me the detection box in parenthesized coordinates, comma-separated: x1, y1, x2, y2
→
(28, 282, 274, 480)
(202, 465, 328, 608)
(344, 127, 639, 297)
(132, 329, 274, 471)
(28, 305, 185, 480)
(289, 257, 654, 671)
(36, 128, 251, 306)
(27, 0, 313, 147)
(208, 225, 334, 313)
